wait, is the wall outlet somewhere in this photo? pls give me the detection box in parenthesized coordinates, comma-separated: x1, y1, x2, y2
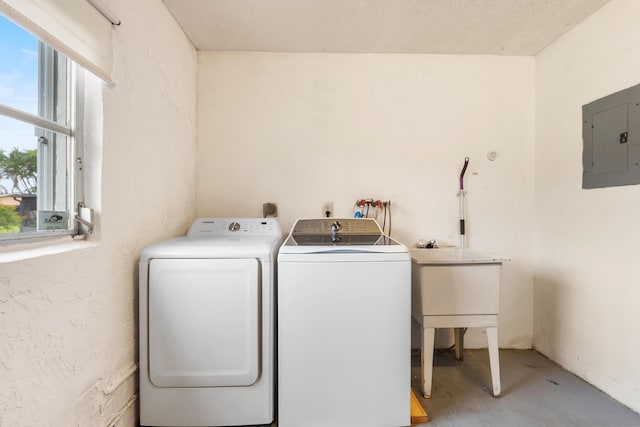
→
(322, 202, 333, 218)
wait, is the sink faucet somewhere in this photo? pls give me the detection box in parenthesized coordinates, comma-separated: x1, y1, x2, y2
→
(331, 221, 342, 242)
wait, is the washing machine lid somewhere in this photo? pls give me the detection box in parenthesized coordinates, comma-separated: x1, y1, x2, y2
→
(279, 218, 407, 254)
(140, 218, 283, 262)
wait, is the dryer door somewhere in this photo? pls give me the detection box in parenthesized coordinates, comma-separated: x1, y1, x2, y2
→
(148, 258, 260, 387)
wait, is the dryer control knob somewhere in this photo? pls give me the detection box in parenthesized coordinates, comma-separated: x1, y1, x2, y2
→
(228, 222, 241, 231)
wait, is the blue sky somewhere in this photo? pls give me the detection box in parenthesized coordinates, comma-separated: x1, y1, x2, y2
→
(0, 13, 38, 192)
(0, 14, 38, 114)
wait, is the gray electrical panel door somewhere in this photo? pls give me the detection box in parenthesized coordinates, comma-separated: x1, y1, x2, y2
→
(582, 83, 640, 189)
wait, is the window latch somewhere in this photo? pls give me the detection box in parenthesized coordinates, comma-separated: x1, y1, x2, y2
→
(74, 203, 94, 236)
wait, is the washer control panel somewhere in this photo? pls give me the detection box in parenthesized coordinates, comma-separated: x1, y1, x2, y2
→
(188, 218, 281, 237)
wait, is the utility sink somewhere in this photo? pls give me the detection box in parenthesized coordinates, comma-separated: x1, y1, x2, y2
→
(410, 247, 505, 398)
(410, 248, 503, 316)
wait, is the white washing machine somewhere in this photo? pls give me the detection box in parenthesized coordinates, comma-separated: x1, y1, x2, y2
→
(277, 218, 411, 427)
(139, 218, 282, 427)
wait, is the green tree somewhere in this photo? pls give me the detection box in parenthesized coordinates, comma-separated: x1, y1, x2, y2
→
(0, 204, 21, 233)
(0, 147, 37, 194)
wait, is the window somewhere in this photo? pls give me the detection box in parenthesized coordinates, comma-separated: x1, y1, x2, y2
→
(0, 14, 85, 241)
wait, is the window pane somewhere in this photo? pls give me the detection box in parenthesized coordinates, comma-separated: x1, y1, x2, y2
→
(0, 14, 69, 127)
(0, 14, 75, 239)
(0, 115, 38, 234)
(0, 14, 38, 116)
(0, 115, 71, 235)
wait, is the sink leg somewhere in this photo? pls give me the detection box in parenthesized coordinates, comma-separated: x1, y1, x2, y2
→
(487, 326, 501, 397)
(422, 327, 435, 398)
(454, 328, 464, 361)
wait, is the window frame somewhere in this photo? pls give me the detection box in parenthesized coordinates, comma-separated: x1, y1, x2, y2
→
(0, 41, 85, 243)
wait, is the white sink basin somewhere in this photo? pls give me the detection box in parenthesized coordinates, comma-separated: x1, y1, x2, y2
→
(410, 247, 505, 316)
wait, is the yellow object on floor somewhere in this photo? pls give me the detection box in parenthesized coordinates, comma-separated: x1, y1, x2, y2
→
(411, 389, 429, 424)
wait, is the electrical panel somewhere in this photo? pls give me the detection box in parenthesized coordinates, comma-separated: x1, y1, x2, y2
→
(582, 83, 640, 189)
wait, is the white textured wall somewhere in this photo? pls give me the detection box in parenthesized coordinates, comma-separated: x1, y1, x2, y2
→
(0, 0, 197, 425)
(534, 0, 640, 413)
(197, 52, 535, 349)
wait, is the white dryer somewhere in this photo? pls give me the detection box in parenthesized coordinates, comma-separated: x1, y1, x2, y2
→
(139, 218, 282, 427)
(277, 218, 411, 427)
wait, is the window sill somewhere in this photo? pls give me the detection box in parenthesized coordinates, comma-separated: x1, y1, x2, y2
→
(0, 236, 98, 264)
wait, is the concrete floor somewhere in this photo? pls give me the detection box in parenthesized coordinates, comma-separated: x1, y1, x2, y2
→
(412, 349, 640, 427)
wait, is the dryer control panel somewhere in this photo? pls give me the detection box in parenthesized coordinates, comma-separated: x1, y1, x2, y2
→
(188, 218, 281, 237)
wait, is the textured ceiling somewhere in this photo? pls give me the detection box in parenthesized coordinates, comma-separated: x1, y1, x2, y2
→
(162, 0, 612, 55)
